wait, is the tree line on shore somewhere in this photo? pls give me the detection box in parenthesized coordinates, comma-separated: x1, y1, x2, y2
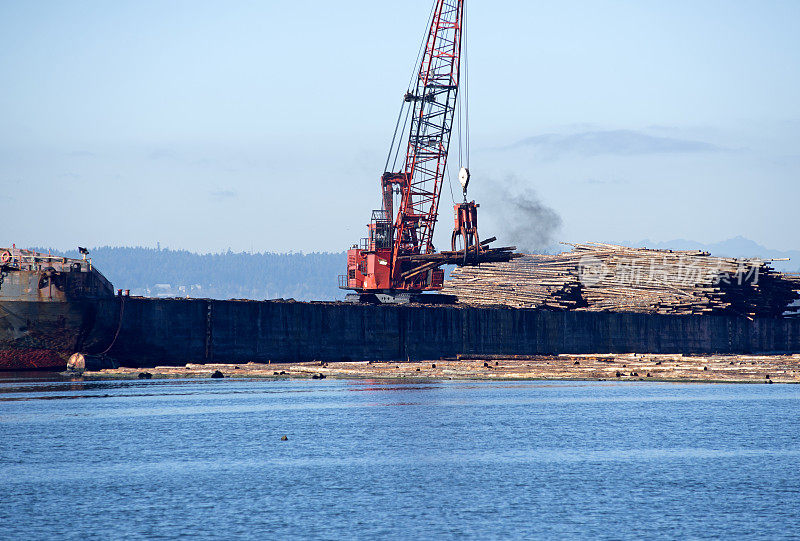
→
(39, 246, 347, 301)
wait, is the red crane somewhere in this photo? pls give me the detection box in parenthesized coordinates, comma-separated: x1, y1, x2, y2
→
(341, 0, 515, 303)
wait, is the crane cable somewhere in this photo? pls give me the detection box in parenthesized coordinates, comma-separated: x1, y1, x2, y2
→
(464, 0, 470, 170)
(450, 0, 468, 204)
(384, 1, 437, 176)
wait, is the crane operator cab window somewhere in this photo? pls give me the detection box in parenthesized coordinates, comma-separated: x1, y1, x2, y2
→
(369, 210, 392, 251)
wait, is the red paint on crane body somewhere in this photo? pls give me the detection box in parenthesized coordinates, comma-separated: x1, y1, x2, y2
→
(342, 0, 465, 294)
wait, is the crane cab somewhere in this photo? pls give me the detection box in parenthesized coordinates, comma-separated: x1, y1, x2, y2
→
(342, 210, 393, 291)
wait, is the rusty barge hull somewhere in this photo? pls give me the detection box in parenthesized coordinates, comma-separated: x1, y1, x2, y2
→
(0, 300, 118, 369)
(0, 247, 117, 370)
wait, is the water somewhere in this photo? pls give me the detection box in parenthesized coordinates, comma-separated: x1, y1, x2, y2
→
(1, 376, 799, 540)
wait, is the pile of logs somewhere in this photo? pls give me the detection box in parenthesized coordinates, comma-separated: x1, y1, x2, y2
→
(442, 242, 800, 318)
(782, 273, 800, 317)
(441, 253, 585, 310)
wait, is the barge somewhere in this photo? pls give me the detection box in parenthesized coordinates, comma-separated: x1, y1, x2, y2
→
(99, 297, 800, 367)
(2, 248, 800, 371)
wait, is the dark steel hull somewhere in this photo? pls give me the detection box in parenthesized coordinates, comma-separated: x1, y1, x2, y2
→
(5, 296, 800, 371)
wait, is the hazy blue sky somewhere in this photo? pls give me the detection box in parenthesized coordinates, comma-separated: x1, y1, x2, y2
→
(1, 0, 798, 253)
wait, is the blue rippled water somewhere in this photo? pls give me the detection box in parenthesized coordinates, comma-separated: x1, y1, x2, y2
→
(1, 376, 799, 539)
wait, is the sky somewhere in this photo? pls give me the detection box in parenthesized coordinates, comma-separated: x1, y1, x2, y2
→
(1, 0, 799, 254)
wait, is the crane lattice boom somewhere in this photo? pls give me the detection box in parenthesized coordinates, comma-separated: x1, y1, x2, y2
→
(395, 0, 464, 258)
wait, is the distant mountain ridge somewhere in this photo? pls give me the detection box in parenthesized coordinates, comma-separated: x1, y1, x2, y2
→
(621, 236, 800, 273)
